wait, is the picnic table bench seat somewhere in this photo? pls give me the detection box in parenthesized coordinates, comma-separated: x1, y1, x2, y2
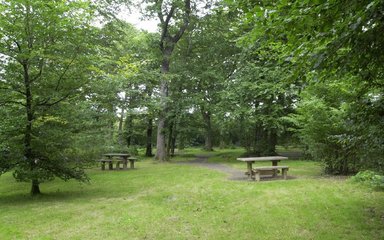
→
(252, 166, 289, 181)
(96, 159, 113, 170)
(115, 159, 125, 170)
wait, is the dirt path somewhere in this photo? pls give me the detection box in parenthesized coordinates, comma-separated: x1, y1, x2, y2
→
(177, 155, 247, 181)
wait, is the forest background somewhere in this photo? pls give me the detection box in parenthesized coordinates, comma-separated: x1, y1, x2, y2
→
(0, 0, 383, 195)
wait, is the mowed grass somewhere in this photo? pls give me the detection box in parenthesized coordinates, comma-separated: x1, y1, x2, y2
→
(1, 149, 384, 240)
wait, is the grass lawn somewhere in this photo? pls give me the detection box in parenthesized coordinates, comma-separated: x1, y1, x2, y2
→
(0, 148, 383, 239)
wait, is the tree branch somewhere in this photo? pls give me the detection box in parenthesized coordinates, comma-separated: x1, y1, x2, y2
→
(0, 100, 26, 107)
(36, 93, 71, 107)
(31, 59, 44, 83)
(55, 55, 77, 91)
(156, 0, 165, 24)
(171, 0, 191, 43)
(0, 86, 26, 96)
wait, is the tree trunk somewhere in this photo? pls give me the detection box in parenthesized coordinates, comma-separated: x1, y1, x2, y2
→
(167, 121, 173, 157)
(155, 51, 171, 161)
(201, 109, 213, 151)
(267, 129, 278, 155)
(107, 104, 115, 144)
(155, 116, 167, 161)
(118, 95, 128, 146)
(31, 179, 41, 195)
(23, 62, 41, 195)
(170, 125, 177, 156)
(118, 108, 125, 146)
(155, 0, 191, 160)
(167, 120, 177, 156)
(253, 123, 265, 156)
(124, 115, 133, 147)
(145, 118, 154, 157)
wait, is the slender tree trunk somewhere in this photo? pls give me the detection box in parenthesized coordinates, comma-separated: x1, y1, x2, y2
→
(118, 109, 125, 146)
(23, 3, 40, 195)
(107, 103, 115, 144)
(166, 121, 173, 157)
(145, 118, 153, 157)
(23, 62, 40, 195)
(201, 109, 213, 151)
(125, 115, 133, 147)
(167, 120, 177, 156)
(170, 123, 177, 156)
(118, 95, 128, 146)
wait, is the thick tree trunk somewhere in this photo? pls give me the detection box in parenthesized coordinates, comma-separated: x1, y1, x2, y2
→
(267, 129, 278, 155)
(145, 118, 153, 157)
(156, 0, 190, 160)
(155, 117, 167, 161)
(155, 51, 171, 161)
(253, 123, 266, 156)
(31, 179, 41, 195)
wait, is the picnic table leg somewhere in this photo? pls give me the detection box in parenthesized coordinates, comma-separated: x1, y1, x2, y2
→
(129, 160, 135, 169)
(272, 160, 279, 177)
(122, 159, 128, 170)
(255, 171, 261, 181)
(247, 162, 253, 180)
(282, 168, 288, 180)
(108, 159, 113, 170)
(101, 161, 106, 170)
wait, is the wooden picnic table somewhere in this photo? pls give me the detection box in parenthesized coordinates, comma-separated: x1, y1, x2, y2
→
(237, 156, 288, 180)
(100, 153, 137, 170)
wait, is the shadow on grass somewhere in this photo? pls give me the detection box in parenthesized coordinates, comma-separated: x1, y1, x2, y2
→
(0, 190, 87, 206)
(0, 180, 140, 207)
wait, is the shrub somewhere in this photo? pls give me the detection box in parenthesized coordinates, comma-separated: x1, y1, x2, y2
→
(351, 170, 384, 190)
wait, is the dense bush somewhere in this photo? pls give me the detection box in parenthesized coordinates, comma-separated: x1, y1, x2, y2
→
(352, 171, 384, 190)
(288, 79, 384, 175)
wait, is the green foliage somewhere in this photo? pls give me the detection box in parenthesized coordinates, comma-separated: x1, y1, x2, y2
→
(229, 0, 384, 173)
(127, 145, 139, 156)
(286, 76, 384, 174)
(218, 42, 297, 155)
(352, 171, 384, 191)
(0, 0, 108, 193)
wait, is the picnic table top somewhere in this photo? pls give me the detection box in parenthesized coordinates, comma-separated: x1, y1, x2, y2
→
(236, 156, 288, 162)
(103, 153, 130, 157)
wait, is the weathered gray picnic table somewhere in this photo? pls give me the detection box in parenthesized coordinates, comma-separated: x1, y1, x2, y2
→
(237, 156, 289, 181)
(97, 153, 137, 170)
